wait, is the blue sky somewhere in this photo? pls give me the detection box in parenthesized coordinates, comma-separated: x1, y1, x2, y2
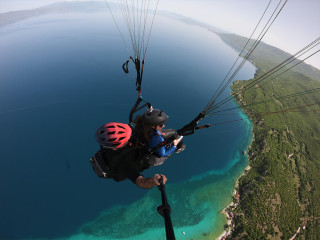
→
(1, 0, 319, 69)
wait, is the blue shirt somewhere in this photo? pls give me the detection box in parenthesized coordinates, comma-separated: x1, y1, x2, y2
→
(148, 130, 177, 157)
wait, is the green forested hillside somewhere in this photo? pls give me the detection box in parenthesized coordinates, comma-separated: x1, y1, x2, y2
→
(218, 33, 320, 239)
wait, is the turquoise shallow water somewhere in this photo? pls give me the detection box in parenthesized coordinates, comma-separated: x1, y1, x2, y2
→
(0, 6, 255, 240)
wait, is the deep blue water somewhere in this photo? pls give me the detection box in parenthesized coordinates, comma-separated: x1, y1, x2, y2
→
(0, 10, 255, 240)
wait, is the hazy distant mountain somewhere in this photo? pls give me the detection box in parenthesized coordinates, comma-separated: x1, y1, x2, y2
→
(1, 0, 319, 75)
(0, 1, 107, 28)
(217, 32, 320, 80)
(157, 10, 229, 34)
(1, 1, 229, 34)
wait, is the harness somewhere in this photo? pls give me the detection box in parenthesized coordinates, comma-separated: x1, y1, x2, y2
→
(90, 139, 150, 181)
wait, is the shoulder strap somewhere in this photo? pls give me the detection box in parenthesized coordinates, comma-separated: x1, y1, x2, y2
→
(129, 97, 151, 126)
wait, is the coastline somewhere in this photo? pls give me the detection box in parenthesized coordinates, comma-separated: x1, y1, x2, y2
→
(216, 113, 254, 240)
(217, 165, 252, 240)
(215, 32, 320, 239)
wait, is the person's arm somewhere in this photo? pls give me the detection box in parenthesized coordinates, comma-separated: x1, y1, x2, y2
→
(135, 174, 167, 189)
(150, 135, 176, 157)
(124, 165, 167, 189)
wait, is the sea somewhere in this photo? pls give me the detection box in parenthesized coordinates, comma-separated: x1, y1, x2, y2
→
(0, 5, 256, 240)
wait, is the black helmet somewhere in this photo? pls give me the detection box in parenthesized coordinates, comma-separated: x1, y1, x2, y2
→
(143, 108, 168, 126)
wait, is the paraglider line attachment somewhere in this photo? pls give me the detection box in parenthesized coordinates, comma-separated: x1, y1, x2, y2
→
(177, 111, 207, 136)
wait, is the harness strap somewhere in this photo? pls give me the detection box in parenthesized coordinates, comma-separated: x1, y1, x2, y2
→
(134, 58, 142, 92)
(122, 60, 130, 73)
(137, 59, 144, 92)
(129, 97, 151, 126)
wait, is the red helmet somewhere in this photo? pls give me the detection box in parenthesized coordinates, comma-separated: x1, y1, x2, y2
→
(95, 122, 132, 149)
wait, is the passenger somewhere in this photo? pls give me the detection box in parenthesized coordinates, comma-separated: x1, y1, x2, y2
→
(133, 107, 185, 166)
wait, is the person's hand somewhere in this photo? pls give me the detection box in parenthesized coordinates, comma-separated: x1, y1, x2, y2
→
(173, 139, 179, 147)
(153, 174, 167, 185)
